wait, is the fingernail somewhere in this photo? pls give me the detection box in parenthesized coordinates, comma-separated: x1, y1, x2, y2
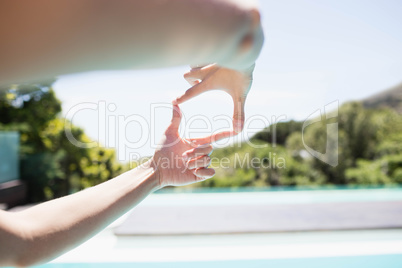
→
(172, 99, 178, 105)
(206, 156, 212, 166)
(234, 120, 243, 133)
(182, 152, 189, 161)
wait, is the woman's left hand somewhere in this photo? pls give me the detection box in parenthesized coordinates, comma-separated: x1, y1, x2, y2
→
(173, 64, 254, 133)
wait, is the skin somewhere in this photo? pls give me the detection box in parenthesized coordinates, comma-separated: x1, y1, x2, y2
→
(0, 105, 219, 267)
(0, 0, 262, 83)
(0, 1, 264, 266)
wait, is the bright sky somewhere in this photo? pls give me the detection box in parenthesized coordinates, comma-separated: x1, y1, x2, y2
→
(53, 0, 402, 162)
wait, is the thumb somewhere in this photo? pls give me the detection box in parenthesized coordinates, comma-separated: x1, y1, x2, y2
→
(170, 104, 182, 132)
(233, 97, 246, 133)
(173, 81, 210, 105)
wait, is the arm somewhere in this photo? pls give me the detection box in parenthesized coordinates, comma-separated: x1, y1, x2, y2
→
(0, 105, 214, 267)
(0, 0, 262, 85)
(0, 162, 159, 267)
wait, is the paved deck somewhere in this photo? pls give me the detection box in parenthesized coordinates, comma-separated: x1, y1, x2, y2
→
(114, 190, 402, 235)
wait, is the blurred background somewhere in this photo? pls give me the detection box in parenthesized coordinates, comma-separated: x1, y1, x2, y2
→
(1, 0, 402, 267)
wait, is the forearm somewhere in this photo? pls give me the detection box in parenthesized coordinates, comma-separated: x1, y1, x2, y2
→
(0, 0, 261, 85)
(1, 160, 159, 267)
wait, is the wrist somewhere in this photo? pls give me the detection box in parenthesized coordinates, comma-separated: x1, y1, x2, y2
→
(138, 157, 162, 192)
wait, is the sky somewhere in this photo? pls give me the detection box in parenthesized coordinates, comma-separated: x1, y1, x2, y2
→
(53, 0, 402, 162)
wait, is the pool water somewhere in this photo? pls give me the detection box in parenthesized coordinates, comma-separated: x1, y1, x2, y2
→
(34, 254, 402, 268)
(16, 188, 402, 268)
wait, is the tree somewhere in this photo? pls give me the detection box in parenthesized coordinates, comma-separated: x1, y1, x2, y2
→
(252, 120, 303, 146)
(1, 82, 124, 202)
(197, 101, 402, 188)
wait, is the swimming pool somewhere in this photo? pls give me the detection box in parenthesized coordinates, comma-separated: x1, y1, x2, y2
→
(32, 229, 402, 268)
(25, 187, 402, 267)
(34, 255, 402, 268)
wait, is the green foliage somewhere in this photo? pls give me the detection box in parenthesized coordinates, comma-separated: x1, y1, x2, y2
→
(0, 82, 124, 202)
(252, 120, 303, 146)
(196, 141, 325, 189)
(345, 154, 402, 185)
(20, 152, 66, 201)
(193, 101, 402, 189)
(0, 81, 61, 153)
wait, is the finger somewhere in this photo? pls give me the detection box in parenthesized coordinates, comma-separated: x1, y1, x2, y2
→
(183, 64, 217, 85)
(173, 81, 212, 105)
(184, 77, 200, 87)
(170, 104, 182, 132)
(183, 67, 206, 82)
(184, 69, 203, 86)
(189, 63, 210, 69)
(182, 144, 213, 161)
(193, 168, 215, 179)
(189, 130, 236, 146)
(232, 96, 246, 133)
(187, 155, 211, 170)
(189, 63, 217, 70)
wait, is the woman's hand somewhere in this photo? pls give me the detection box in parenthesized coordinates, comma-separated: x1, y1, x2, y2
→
(173, 64, 255, 133)
(152, 104, 235, 188)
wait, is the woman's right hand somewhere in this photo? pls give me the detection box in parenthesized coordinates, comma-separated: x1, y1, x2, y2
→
(152, 104, 234, 188)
